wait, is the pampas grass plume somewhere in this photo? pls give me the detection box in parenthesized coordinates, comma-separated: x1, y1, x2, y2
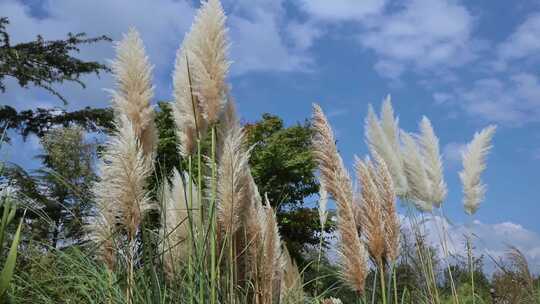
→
(372, 153, 400, 263)
(216, 118, 251, 235)
(312, 103, 368, 293)
(279, 246, 304, 303)
(365, 103, 408, 195)
(459, 125, 496, 215)
(401, 131, 432, 212)
(318, 181, 329, 229)
(172, 0, 230, 156)
(111, 28, 157, 157)
(356, 157, 386, 264)
(161, 169, 198, 278)
(418, 116, 447, 207)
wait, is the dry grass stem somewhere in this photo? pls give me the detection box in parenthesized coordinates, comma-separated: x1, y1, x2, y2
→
(280, 246, 304, 304)
(356, 157, 386, 264)
(312, 103, 368, 293)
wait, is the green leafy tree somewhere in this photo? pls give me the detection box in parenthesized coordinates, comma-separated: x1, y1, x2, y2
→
(1, 127, 97, 248)
(244, 114, 328, 259)
(151, 107, 328, 259)
(37, 126, 97, 247)
(0, 106, 114, 142)
(0, 17, 110, 104)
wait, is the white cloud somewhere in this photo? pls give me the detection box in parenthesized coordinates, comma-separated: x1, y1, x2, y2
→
(227, 5, 313, 75)
(450, 73, 540, 125)
(324, 213, 540, 274)
(373, 60, 405, 80)
(286, 21, 324, 51)
(433, 92, 453, 105)
(2, 0, 316, 110)
(498, 13, 540, 62)
(404, 215, 540, 274)
(359, 0, 475, 79)
(1, 0, 196, 109)
(298, 0, 386, 21)
(443, 142, 465, 166)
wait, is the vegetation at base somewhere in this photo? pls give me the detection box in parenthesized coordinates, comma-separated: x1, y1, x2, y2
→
(1, 1, 540, 303)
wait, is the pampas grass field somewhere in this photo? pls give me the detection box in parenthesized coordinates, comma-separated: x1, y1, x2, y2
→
(1, 0, 539, 303)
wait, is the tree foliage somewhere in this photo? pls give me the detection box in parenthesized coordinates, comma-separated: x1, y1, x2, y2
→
(2, 104, 328, 259)
(0, 17, 111, 104)
(0, 105, 114, 141)
(1, 127, 97, 247)
(244, 114, 330, 258)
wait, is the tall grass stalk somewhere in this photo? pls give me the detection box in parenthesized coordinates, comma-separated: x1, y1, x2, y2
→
(466, 228, 475, 304)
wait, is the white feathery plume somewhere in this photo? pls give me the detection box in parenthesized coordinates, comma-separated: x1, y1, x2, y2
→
(105, 116, 153, 237)
(187, 0, 230, 124)
(380, 95, 400, 152)
(323, 298, 343, 304)
(459, 125, 496, 215)
(172, 0, 230, 156)
(172, 40, 202, 156)
(216, 119, 252, 235)
(418, 116, 447, 207)
(401, 131, 432, 212)
(365, 104, 408, 195)
(318, 181, 329, 229)
(88, 197, 117, 270)
(251, 194, 282, 304)
(91, 29, 156, 270)
(312, 104, 368, 293)
(371, 153, 400, 263)
(161, 169, 198, 277)
(279, 245, 304, 303)
(111, 28, 157, 157)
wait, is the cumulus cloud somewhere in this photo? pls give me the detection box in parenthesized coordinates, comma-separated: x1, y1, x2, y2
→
(323, 213, 540, 274)
(1, 0, 196, 109)
(428, 12, 540, 126)
(359, 0, 475, 79)
(498, 13, 540, 64)
(443, 142, 466, 166)
(297, 0, 386, 21)
(1, 0, 318, 109)
(437, 73, 540, 125)
(227, 5, 313, 75)
(417, 215, 540, 274)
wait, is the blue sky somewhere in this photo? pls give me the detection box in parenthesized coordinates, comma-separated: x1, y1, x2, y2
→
(2, 0, 540, 270)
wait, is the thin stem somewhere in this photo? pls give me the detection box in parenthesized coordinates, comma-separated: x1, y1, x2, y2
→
(126, 239, 134, 304)
(188, 156, 195, 304)
(378, 260, 387, 304)
(407, 208, 435, 302)
(315, 223, 325, 296)
(210, 127, 217, 304)
(467, 229, 475, 304)
(197, 139, 204, 304)
(392, 263, 398, 304)
(432, 208, 459, 304)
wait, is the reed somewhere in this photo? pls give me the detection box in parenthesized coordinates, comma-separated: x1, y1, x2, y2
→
(312, 103, 368, 295)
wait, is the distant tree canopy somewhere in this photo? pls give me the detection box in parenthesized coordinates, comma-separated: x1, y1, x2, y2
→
(243, 113, 327, 258)
(0, 17, 110, 104)
(0, 105, 114, 141)
(1, 102, 329, 259)
(2, 126, 97, 247)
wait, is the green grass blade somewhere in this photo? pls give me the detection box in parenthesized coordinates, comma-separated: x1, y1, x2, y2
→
(0, 216, 23, 297)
